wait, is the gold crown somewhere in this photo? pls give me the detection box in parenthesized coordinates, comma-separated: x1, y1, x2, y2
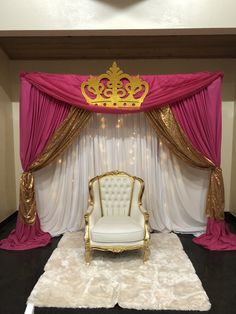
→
(81, 62, 149, 109)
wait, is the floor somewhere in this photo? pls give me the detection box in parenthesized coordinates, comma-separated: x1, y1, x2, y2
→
(0, 213, 236, 314)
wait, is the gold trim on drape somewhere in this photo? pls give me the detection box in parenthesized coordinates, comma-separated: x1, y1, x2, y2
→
(19, 172, 36, 225)
(206, 167, 225, 219)
(146, 106, 213, 168)
(19, 107, 92, 224)
(146, 106, 224, 220)
(29, 107, 91, 171)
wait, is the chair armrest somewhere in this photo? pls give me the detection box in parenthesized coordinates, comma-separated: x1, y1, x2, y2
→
(139, 205, 149, 221)
(131, 205, 150, 241)
(139, 206, 150, 241)
(84, 206, 92, 243)
(131, 204, 149, 223)
(84, 205, 101, 238)
(131, 205, 149, 223)
(84, 206, 97, 245)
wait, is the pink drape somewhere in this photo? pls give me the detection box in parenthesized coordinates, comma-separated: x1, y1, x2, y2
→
(193, 218, 236, 250)
(172, 78, 222, 166)
(21, 78, 71, 170)
(172, 78, 236, 250)
(21, 71, 223, 113)
(0, 215, 51, 250)
(0, 78, 71, 250)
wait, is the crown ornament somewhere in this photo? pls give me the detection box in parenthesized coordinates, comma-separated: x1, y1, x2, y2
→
(81, 62, 149, 109)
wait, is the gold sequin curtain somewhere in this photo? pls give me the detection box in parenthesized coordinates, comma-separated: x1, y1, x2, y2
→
(145, 106, 224, 220)
(19, 107, 92, 224)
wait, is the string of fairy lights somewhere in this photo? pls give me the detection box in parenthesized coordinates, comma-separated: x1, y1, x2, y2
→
(57, 113, 161, 167)
(99, 115, 137, 166)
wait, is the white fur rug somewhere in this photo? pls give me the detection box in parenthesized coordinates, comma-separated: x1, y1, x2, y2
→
(27, 232, 211, 311)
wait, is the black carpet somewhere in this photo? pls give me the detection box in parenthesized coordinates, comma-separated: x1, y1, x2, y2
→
(0, 213, 236, 314)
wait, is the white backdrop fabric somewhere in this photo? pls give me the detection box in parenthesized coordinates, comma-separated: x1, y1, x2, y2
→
(34, 113, 210, 236)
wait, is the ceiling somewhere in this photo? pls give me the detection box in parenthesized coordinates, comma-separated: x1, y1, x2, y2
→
(0, 35, 236, 59)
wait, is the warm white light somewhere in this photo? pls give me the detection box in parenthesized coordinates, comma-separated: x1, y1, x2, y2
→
(51, 192, 56, 199)
(99, 144, 105, 152)
(99, 144, 106, 153)
(129, 149, 133, 154)
(58, 159, 62, 164)
(116, 124, 120, 128)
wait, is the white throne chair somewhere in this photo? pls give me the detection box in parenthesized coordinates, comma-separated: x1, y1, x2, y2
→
(84, 170, 150, 263)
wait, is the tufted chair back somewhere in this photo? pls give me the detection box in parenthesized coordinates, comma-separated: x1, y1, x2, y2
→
(89, 171, 144, 217)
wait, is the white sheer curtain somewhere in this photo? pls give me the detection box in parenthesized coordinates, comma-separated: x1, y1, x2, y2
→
(34, 113, 210, 236)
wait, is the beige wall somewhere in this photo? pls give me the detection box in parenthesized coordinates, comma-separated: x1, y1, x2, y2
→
(11, 101, 21, 206)
(0, 49, 16, 222)
(10, 59, 236, 211)
(0, 0, 236, 33)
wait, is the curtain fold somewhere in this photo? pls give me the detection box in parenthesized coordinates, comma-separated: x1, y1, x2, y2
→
(20, 78, 71, 171)
(145, 106, 214, 169)
(169, 79, 236, 249)
(146, 103, 236, 250)
(29, 106, 91, 172)
(0, 214, 51, 251)
(0, 81, 74, 250)
(146, 106, 225, 220)
(0, 83, 91, 250)
(19, 172, 37, 225)
(171, 78, 222, 166)
(193, 217, 236, 250)
(170, 78, 225, 220)
(19, 106, 91, 226)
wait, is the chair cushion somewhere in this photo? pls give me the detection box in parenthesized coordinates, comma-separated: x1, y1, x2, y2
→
(91, 216, 144, 243)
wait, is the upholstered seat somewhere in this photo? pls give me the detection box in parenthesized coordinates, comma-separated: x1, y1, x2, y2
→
(84, 171, 150, 263)
(91, 216, 145, 243)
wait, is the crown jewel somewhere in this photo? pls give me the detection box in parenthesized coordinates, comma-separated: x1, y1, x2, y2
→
(81, 62, 149, 109)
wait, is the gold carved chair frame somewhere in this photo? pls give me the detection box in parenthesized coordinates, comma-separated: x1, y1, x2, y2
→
(84, 170, 150, 264)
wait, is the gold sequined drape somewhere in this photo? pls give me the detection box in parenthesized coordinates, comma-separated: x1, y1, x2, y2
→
(146, 106, 224, 220)
(19, 172, 37, 225)
(19, 107, 92, 224)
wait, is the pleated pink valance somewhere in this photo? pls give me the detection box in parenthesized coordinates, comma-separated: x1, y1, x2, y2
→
(21, 71, 223, 113)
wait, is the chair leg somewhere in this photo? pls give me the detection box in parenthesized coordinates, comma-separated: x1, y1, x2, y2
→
(85, 245, 91, 264)
(143, 245, 150, 262)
